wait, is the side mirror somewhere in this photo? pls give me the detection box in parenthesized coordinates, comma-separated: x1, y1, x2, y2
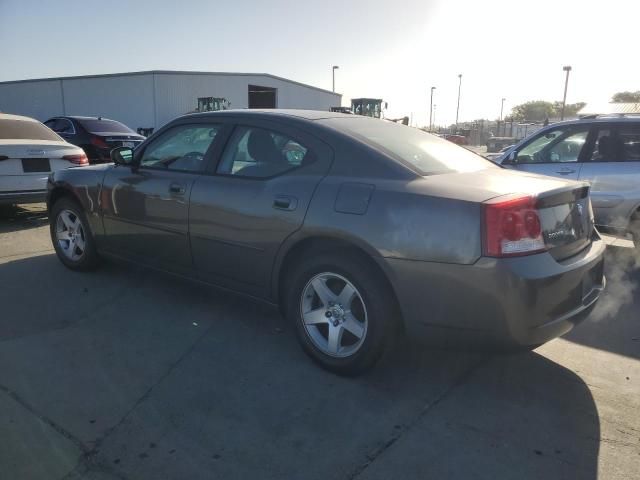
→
(111, 147, 135, 166)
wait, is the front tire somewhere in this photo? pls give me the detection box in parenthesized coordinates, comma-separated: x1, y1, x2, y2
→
(284, 251, 397, 375)
(50, 197, 100, 271)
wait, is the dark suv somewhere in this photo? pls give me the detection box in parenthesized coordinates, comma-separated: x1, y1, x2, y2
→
(44, 116, 145, 164)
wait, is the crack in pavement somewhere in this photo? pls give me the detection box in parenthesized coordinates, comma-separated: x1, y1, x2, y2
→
(71, 319, 220, 478)
(0, 383, 89, 453)
(347, 354, 493, 480)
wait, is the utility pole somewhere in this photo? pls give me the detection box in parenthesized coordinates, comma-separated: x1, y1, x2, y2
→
(455, 74, 462, 130)
(561, 65, 572, 120)
(429, 86, 436, 132)
(332, 65, 339, 93)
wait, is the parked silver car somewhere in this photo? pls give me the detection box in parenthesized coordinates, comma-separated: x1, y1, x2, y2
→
(497, 116, 640, 242)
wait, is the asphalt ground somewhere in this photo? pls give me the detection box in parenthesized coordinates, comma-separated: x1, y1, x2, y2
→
(1, 203, 638, 480)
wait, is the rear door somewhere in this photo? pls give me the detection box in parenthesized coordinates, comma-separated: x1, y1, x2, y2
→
(189, 119, 333, 298)
(507, 124, 590, 180)
(578, 122, 640, 230)
(100, 122, 223, 272)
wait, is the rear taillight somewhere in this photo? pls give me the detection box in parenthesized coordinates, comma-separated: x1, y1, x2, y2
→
(90, 136, 108, 148)
(483, 195, 546, 257)
(62, 153, 89, 166)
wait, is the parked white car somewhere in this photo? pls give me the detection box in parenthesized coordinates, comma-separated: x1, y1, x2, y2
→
(0, 113, 88, 205)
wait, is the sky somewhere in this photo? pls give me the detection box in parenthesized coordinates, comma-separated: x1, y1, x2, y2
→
(1, 0, 639, 127)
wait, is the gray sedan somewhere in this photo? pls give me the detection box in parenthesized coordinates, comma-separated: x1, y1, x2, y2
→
(46, 110, 606, 374)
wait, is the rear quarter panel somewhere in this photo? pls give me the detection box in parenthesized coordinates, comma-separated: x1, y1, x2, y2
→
(302, 176, 483, 265)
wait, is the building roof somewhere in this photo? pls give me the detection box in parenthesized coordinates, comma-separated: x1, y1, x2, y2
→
(0, 70, 341, 97)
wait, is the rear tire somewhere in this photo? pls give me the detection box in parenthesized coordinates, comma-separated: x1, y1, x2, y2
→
(50, 197, 100, 271)
(284, 251, 397, 375)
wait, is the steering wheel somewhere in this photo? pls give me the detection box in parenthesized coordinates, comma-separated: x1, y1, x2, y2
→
(182, 151, 204, 160)
(160, 151, 204, 167)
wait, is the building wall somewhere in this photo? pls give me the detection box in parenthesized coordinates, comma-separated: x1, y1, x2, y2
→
(0, 80, 64, 120)
(0, 72, 341, 131)
(62, 74, 155, 131)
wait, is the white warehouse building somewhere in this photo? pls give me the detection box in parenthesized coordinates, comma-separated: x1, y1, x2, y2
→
(0, 70, 342, 133)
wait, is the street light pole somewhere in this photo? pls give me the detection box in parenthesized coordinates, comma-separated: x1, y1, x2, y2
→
(429, 86, 436, 132)
(455, 74, 462, 130)
(561, 65, 572, 121)
(332, 65, 339, 93)
(433, 104, 437, 131)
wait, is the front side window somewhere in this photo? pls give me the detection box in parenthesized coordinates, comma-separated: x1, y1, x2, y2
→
(516, 126, 589, 164)
(217, 126, 310, 178)
(139, 124, 220, 172)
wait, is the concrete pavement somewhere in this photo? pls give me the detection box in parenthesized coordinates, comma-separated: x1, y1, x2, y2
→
(1, 204, 638, 480)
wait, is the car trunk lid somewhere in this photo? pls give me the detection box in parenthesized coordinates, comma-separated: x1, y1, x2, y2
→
(415, 168, 594, 260)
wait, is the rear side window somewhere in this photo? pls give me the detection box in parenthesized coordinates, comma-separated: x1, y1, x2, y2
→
(0, 119, 61, 141)
(587, 124, 640, 162)
(321, 117, 492, 175)
(217, 126, 311, 178)
(45, 118, 75, 134)
(78, 119, 134, 134)
(617, 125, 640, 161)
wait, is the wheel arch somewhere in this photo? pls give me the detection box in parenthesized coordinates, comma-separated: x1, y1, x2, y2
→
(47, 185, 82, 213)
(273, 233, 403, 329)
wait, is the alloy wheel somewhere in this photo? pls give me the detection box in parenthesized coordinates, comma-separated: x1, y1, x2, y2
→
(299, 272, 368, 358)
(55, 209, 86, 261)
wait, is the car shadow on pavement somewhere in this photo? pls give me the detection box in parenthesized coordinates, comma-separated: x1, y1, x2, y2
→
(563, 247, 640, 360)
(0, 253, 601, 479)
(0, 203, 49, 234)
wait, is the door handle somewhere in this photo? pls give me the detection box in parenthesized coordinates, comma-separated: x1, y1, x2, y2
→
(169, 183, 186, 194)
(556, 168, 575, 175)
(273, 195, 297, 211)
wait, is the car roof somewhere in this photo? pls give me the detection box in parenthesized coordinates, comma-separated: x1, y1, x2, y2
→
(0, 113, 39, 122)
(546, 116, 640, 127)
(181, 109, 354, 122)
(58, 116, 117, 121)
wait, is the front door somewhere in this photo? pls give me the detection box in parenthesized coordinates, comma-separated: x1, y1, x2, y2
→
(189, 121, 332, 298)
(508, 124, 590, 181)
(100, 122, 222, 271)
(578, 123, 640, 230)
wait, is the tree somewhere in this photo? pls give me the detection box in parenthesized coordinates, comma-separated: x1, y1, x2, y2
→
(553, 101, 586, 118)
(510, 100, 586, 122)
(611, 91, 640, 103)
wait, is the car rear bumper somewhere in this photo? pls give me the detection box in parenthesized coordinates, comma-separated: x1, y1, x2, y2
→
(0, 189, 47, 205)
(383, 235, 606, 348)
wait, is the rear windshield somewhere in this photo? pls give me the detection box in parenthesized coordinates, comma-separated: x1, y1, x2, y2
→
(78, 119, 134, 134)
(322, 117, 495, 175)
(0, 119, 61, 141)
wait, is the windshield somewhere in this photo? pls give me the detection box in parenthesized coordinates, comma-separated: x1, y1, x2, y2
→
(322, 117, 495, 175)
(0, 119, 62, 141)
(78, 118, 134, 134)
